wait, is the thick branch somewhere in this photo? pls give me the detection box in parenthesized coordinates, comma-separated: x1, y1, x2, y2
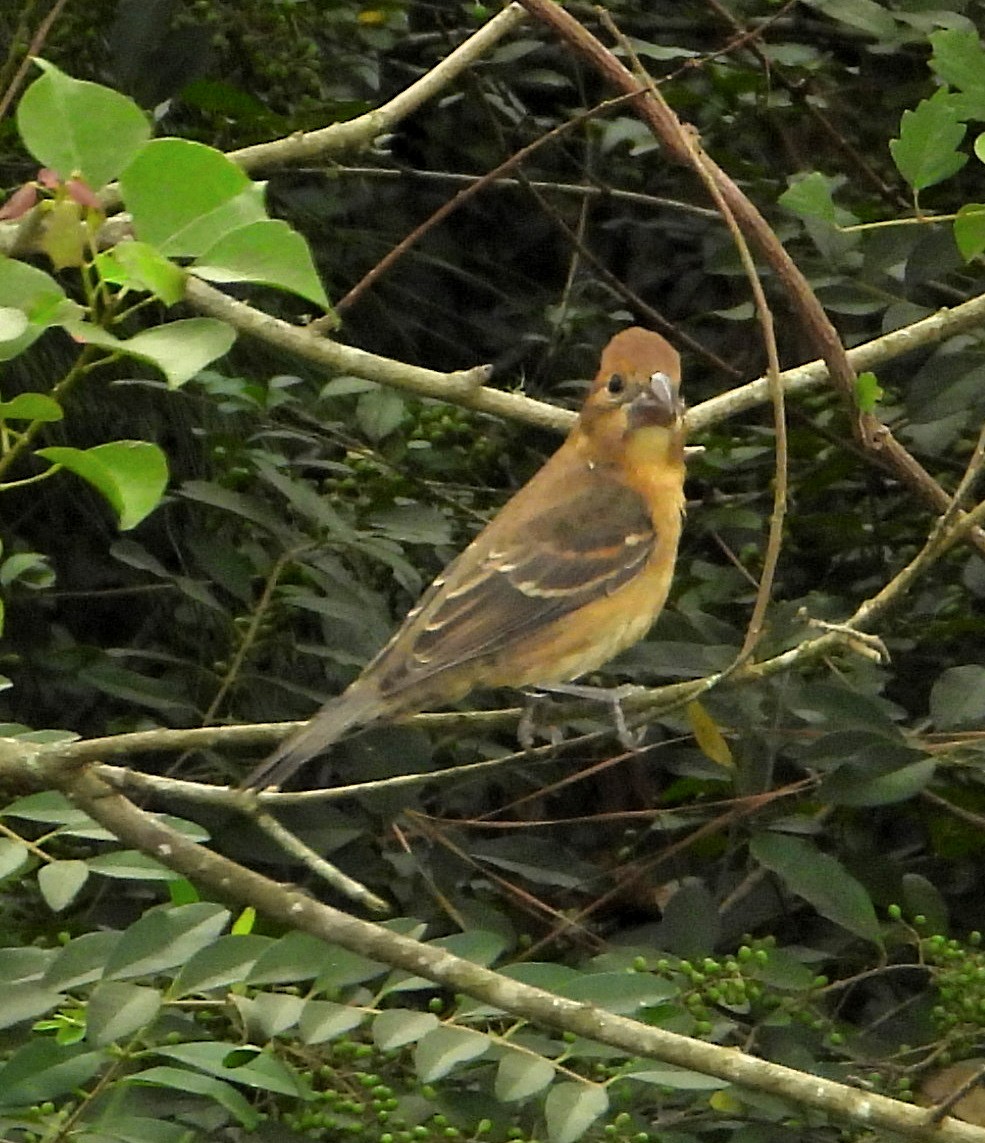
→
(31, 758, 984, 1143)
(184, 277, 567, 431)
(188, 273, 985, 445)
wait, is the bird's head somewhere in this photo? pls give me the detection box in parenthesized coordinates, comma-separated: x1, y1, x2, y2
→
(576, 327, 685, 464)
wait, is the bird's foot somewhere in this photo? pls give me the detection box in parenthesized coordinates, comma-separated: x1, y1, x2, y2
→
(518, 690, 566, 750)
(519, 683, 646, 750)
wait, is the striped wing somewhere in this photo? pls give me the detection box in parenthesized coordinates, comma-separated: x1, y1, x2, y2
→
(372, 476, 654, 698)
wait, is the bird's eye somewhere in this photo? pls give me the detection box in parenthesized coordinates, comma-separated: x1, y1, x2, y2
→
(607, 373, 626, 396)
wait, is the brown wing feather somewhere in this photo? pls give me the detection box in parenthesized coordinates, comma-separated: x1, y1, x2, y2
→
(372, 476, 654, 698)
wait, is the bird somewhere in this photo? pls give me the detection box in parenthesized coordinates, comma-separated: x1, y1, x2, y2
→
(243, 327, 687, 790)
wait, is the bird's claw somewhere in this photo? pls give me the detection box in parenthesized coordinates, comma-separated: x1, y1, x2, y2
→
(518, 690, 566, 749)
(519, 682, 647, 750)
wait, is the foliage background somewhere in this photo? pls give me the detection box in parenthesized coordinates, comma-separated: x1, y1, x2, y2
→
(5, 0, 985, 1141)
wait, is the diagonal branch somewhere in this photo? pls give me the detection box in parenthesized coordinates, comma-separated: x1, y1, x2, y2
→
(19, 754, 980, 1143)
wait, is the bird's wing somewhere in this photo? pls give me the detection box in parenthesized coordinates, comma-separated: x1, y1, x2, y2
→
(371, 473, 656, 697)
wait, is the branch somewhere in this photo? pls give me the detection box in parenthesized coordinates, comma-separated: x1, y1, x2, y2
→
(183, 277, 568, 431)
(26, 755, 984, 1143)
(687, 292, 985, 432)
(187, 272, 985, 446)
(8, 625, 894, 813)
(227, 5, 529, 176)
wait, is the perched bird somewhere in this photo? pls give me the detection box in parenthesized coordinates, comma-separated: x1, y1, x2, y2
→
(244, 327, 687, 790)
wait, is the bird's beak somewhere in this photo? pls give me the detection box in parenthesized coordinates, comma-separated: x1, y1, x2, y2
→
(628, 371, 683, 430)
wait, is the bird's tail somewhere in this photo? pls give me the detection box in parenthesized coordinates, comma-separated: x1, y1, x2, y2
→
(242, 683, 385, 790)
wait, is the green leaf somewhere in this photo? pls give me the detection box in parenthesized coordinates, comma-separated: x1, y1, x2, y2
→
(0, 306, 28, 342)
(0, 1041, 106, 1107)
(369, 504, 454, 546)
(750, 832, 882, 944)
(372, 1010, 439, 1050)
(36, 441, 168, 530)
(125, 1065, 259, 1127)
(310, 944, 389, 992)
(96, 241, 187, 305)
(43, 931, 121, 990)
(103, 903, 230, 980)
(544, 1082, 609, 1143)
(558, 972, 678, 1014)
(954, 204, 985, 261)
(153, 1041, 307, 1097)
(901, 872, 950, 934)
(63, 317, 235, 388)
(890, 89, 967, 193)
(173, 934, 274, 996)
(495, 1051, 556, 1101)
(17, 59, 150, 187)
(625, 1063, 730, 1090)
(236, 992, 305, 1039)
(930, 665, 985, 729)
(86, 850, 179, 880)
(299, 1000, 369, 1045)
(180, 479, 297, 540)
(413, 1026, 491, 1082)
(193, 220, 330, 309)
(819, 757, 936, 806)
(0, 259, 78, 361)
(231, 906, 256, 935)
(2, 791, 98, 829)
(471, 838, 599, 889)
(0, 837, 30, 879)
(120, 138, 267, 256)
(0, 983, 66, 1031)
(459, 961, 584, 1019)
(855, 371, 883, 413)
(382, 930, 508, 994)
(357, 385, 407, 442)
(74, 1114, 199, 1143)
(930, 29, 985, 119)
(155, 814, 211, 843)
(86, 981, 162, 1045)
(249, 931, 342, 986)
(0, 392, 63, 421)
(779, 171, 850, 224)
(799, 0, 897, 38)
(40, 198, 87, 269)
(657, 877, 720, 960)
(37, 859, 89, 912)
(253, 458, 358, 538)
(500, 962, 584, 989)
(751, 946, 817, 990)
(0, 945, 52, 982)
(0, 941, 51, 987)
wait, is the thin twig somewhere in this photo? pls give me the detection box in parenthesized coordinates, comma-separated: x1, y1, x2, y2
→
(251, 808, 389, 914)
(599, 9, 787, 658)
(321, 92, 641, 324)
